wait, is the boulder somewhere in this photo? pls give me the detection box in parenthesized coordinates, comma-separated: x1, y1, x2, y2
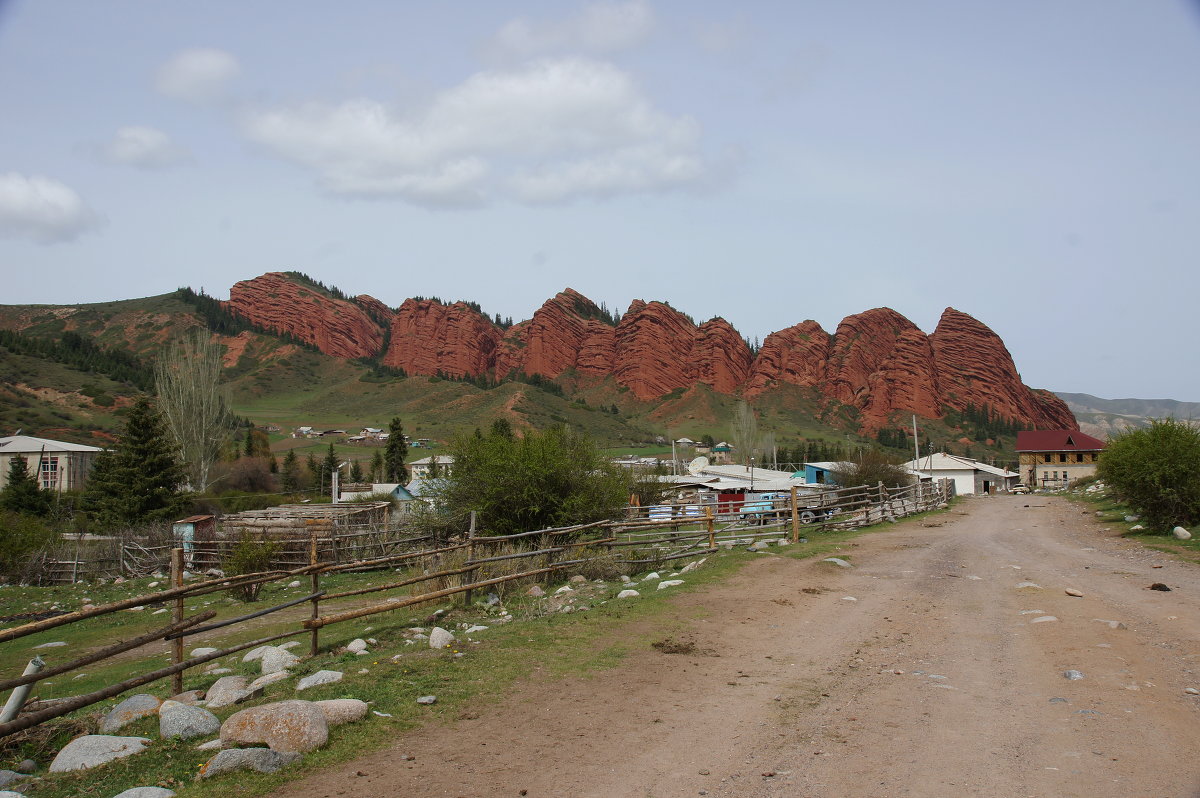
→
(190, 647, 219, 658)
(525, 585, 545, 597)
(428, 627, 455, 649)
(569, 575, 587, 584)
(296, 670, 343, 691)
(200, 747, 302, 778)
(205, 676, 259, 709)
(100, 694, 162, 733)
(49, 735, 151, 772)
(168, 689, 205, 705)
(0, 772, 23, 789)
(248, 671, 292, 690)
(345, 638, 369, 653)
(159, 700, 220, 740)
(616, 589, 640, 599)
(314, 699, 369, 726)
(657, 580, 685, 590)
(822, 558, 852, 568)
(242, 646, 272, 663)
(259, 646, 301, 675)
(1173, 526, 1192, 540)
(112, 788, 177, 798)
(221, 700, 328, 753)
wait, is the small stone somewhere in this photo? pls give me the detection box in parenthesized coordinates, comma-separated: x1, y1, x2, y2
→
(1149, 583, 1172, 592)
(554, 585, 574, 595)
(14, 760, 36, 774)
(205, 676, 258, 709)
(1015, 582, 1042, 590)
(288, 580, 302, 588)
(464, 625, 488, 634)
(0, 773, 22, 789)
(190, 647, 219, 658)
(206, 667, 233, 675)
(280, 641, 301, 650)
(32, 641, 67, 649)
(242, 646, 272, 663)
(1124, 515, 1140, 522)
(429, 627, 455, 649)
(643, 572, 661, 580)
(416, 695, 436, 705)
(111, 788, 177, 798)
(1030, 616, 1058, 624)
(346, 638, 369, 653)
(1063, 670, 1085, 680)
(569, 575, 587, 584)
(1064, 589, 1084, 597)
(296, 670, 343, 691)
(616, 589, 640, 599)
(169, 689, 205, 705)
(525, 585, 545, 597)
(314, 699, 369, 726)
(1173, 526, 1192, 540)
(657, 580, 684, 590)
(1185, 687, 1199, 695)
(195, 738, 229, 751)
(841, 596, 857, 602)
(1130, 525, 1145, 532)
(147, 581, 160, 589)
(823, 558, 852, 568)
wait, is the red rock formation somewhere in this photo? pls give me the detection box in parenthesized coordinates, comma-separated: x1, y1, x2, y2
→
(745, 320, 831, 395)
(353, 294, 393, 325)
(499, 289, 616, 378)
(382, 298, 500, 379)
(819, 308, 943, 432)
(226, 272, 385, 359)
(609, 301, 695, 400)
(930, 307, 1076, 430)
(691, 318, 752, 394)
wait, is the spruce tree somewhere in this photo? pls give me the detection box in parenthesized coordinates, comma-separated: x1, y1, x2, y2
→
(370, 449, 384, 482)
(349, 460, 364, 483)
(85, 397, 186, 530)
(384, 417, 409, 483)
(280, 450, 300, 492)
(0, 455, 50, 516)
(321, 443, 338, 494)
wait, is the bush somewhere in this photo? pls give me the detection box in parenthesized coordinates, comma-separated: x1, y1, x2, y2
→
(1098, 418, 1200, 530)
(0, 511, 59, 582)
(222, 533, 279, 601)
(831, 449, 913, 488)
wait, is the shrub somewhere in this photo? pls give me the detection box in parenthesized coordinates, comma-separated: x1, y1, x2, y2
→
(0, 511, 59, 582)
(1098, 418, 1200, 530)
(222, 533, 279, 601)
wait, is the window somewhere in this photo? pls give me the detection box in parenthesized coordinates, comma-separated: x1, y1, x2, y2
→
(1043, 454, 1052, 463)
(1059, 453, 1067, 463)
(40, 457, 59, 489)
(1076, 453, 1084, 462)
(1052, 471, 1058, 479)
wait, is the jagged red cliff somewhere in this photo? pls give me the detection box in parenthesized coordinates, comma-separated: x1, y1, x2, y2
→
(221, 273, 1076, 431)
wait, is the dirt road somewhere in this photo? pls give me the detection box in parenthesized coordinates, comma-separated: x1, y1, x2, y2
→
(275, 496, 1200, 798)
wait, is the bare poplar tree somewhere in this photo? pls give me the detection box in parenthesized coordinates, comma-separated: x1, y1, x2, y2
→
(731, 400, 759, 468)
(155, 330, 233, 491)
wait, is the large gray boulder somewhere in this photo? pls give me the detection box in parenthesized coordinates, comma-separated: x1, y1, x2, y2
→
(205, 675, 258, 709)
(259, 647, 300, 675)
(159, 700, 220, 740)
(314, 699, 368, 726)
(428, 627, 455, 649)
(296, 670, 343, 691)
(220, 700, 328, 753)
(112, 788, 177, 798)
(49, 735, 151, 772)
(200, 748, 301, 778)
(1174, 526, 1192, 540)
(100, 694, 162, 733)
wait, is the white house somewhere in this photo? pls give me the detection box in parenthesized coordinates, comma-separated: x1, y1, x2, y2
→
(408, 455, 454, 479)
(902, 453, 1018, 495)
(0, 435, 104, 492)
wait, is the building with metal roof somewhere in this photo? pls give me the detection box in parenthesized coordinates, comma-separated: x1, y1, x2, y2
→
(0, 434, 104, 492)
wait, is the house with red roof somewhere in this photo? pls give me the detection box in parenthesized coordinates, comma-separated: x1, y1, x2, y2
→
(1015, 430, 1106, 489)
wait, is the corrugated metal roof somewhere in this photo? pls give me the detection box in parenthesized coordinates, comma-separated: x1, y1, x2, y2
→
(0, 435, 104, 453)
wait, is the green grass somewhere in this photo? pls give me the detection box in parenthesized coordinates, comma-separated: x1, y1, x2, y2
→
(0, 511, 942, 797)
(1066, 488, 1200, 564)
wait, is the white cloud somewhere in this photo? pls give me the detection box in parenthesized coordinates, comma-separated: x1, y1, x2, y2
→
(156, 48, 240, 103)
(100, 126, 190, 168)
(484, 0, 653, 61)
(0, 173, 101, 244)
(241, 58, 706, 206)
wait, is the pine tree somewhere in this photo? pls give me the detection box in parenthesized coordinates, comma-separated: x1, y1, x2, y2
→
(370, 449, 384, 482)
(384, 417, 409, 483)
(321, 443, 338, 494)
(305, 452, 319, 486)
(349, 460, 364, 483)
(0, 455, 50, 516)
(281, 450, 300, 492)
(84, 397, 186, 530)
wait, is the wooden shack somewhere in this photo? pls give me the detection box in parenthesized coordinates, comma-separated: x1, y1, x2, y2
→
(213, 502, 393, 569)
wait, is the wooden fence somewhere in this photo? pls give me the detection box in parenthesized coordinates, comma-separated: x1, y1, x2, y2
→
(0, 479, 950, 738)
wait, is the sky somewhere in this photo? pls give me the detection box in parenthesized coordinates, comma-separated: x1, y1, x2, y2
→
(1, 1, 1198, 401)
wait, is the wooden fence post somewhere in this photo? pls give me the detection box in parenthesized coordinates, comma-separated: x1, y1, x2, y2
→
(309, 531, 320, 657)
(170, 548, 184, 695)
(463, 511, 477, 607)
(706, 506, 715, 549)
(790, 486, 800, 543)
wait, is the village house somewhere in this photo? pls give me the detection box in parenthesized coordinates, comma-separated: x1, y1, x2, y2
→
(408, 454, 454, 479)
(902, 452, 1019, 495)
(1015, 430, 1106, 489)
(0, 434, 104, 492)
